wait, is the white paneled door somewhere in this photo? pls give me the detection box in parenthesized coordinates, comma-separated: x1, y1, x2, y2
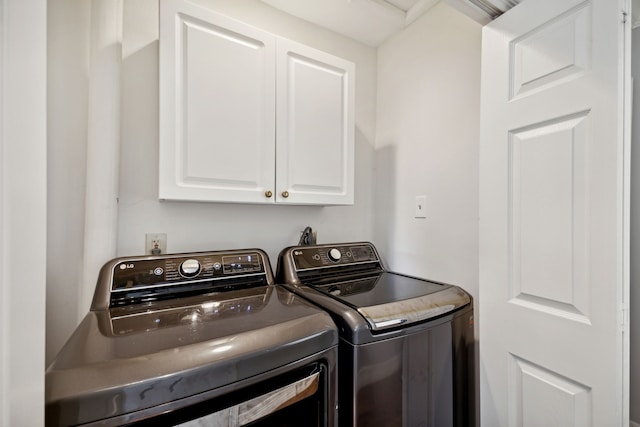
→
(479, 0, 630, 426)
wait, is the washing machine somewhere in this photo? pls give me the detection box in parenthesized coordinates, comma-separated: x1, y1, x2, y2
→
(46, 248, 338, 426)
(276, 242, 474, 427)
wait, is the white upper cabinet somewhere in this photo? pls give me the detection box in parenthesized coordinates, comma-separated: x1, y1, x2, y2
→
(159, 0, 355, 205)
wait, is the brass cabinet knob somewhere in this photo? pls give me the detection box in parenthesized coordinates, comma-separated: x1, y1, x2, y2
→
(281, 191, 289, 198)
(265, 190, 273, 198)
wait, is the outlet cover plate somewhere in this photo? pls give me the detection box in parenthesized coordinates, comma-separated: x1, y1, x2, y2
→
(145, 233, 167, 255)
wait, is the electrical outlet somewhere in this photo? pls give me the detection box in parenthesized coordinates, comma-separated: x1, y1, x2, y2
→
(145, 233, 167, 255)
(414, 196, 427, 218)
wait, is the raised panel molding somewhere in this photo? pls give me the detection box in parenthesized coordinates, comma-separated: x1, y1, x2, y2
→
(508, 354, 592, 427)
(509, 1, 591, 100)
(275, 38, 355, 205)
(281, 52, 347, 191)
(508, 111, 591, 324)
(178, 15, 274, 189)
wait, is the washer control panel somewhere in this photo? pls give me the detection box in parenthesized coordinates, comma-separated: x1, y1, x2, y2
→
(111, 252, 264, 292)
(292, 243, 379, 271)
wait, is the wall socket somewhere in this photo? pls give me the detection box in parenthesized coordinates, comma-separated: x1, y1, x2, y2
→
(145, 233, 167, 255)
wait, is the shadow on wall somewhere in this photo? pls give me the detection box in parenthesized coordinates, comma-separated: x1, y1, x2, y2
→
(372, 144, 396, 265)
(120, 39, 160, 202)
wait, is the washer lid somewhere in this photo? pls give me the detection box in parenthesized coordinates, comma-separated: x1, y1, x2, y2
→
(308, 272, 470, 331)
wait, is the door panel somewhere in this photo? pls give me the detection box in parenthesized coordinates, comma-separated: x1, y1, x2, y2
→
(508, 355, 592, 427)
(479, 0, 629, 425)
(275, 38, 355, 205)
(510, 3, 591, 99)
(509, 111, 590, 323)
(182, 19, 268, 186)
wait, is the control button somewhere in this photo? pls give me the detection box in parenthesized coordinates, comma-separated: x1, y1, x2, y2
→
(179, 259, 201, 278)
(213, 262, 222, 270)
(328, 248, 342, 262)
(153, 267, 164, 276)
(312, 254, 321, 261)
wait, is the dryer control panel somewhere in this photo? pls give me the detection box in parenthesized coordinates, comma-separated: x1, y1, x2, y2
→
(112, 252, 264, 291)
(92, 250, 271, 309)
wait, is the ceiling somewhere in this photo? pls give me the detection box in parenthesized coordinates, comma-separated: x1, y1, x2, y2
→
(259, 0, 438, 46)
(259, 0, 516, 46)
(262, 0, 640, 47)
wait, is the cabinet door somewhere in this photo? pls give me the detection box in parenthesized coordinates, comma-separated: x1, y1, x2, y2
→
(159, 0, 276, 203)
(275, 38, 355, 205)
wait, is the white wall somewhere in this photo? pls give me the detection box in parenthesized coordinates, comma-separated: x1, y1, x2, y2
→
(1, 0, 47, 423)
(630, 26, 640, 427)
(117, 0, 377, 263)
(46, 0, 90, 364)
(46, 0, 378, 362)
(375, 3, 481, 314)
(374, 9, 481, 419)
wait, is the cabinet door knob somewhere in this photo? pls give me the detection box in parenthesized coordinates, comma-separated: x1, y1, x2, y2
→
(265, 190, 273, 198)
(281, 191, 289, 198)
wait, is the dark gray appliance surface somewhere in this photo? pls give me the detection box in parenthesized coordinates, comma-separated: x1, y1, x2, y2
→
(276, 242, 475, 427)
(46, 249, 338, 427)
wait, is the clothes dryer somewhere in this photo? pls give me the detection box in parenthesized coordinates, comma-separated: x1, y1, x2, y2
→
(46, 249, 338, 426)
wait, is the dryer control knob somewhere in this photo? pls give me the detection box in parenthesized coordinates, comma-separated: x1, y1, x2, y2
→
(328, 248, 342, 262)
(179, 259, 201, 278)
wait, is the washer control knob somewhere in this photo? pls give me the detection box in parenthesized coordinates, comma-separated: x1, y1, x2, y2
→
(328, 248, 342, 262)
(179, 259, 201, 278)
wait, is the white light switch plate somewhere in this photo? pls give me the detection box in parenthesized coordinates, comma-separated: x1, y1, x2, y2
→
(415, 196, 427, 218)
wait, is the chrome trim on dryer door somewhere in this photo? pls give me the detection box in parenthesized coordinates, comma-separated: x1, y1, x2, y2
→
(177, 372, 320, 427)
